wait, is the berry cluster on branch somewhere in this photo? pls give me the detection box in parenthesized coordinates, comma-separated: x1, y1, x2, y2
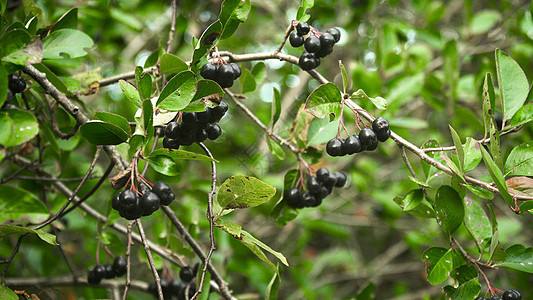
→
(147, 265, 199, 300)
(289, 21, 341, 71)
(112, 181, 175, 220)
(87, 256, 127, 285)
(327, 117, 391, 157)
(285, 168, 346, 208)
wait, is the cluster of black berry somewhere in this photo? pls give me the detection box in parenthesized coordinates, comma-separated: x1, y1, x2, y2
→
(326, 117, 391, 157)
(4, 74, 26, 106)
(200, 62, 241, 88)
(148, 265, 198, 300)
(163, 101, 227, 149)
(112, 182, 175, 220)
(87, 256, 127, 284)
(476, 289, 522, 300)
(289, 22, 341, 71)
(284, 168, 346, 208)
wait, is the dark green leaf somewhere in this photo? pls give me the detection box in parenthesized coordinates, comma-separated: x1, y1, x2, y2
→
(160, 53, 188, 75)
(434, 185, 464, 236)
(217, 175, 276, 210)
(52, 8, 78, 31)
(355, 283, 375, 300)
(0, 64, 7, 108)
(33, 63, 70, 95)
(351, 89, 387, 110)
(494, 244, 533, 273)
(148, 149, 217, 162)
(305, 83, 342, 119)
(191, 79, 224, 102)
(443, 279, 481, 299)
(146, 154, 181, 176)
(251, 62, 266, 84)
(482, 72, 496, 139)
(80, 120, 129, 145)
(218, 0, 251, 39)
(156, 70, 197, 111)
(394, 189, 424, 211)
(0, 224, 58, 245)
(270, 87, 281, 129)
(421, 247, 454, 285)
(504, 141, 533, 176)
(495, 49, 529, 120)
(508, 103, 533, 128)
(93, 112, 131, 137)
(519, 200, 533, 212)
(296, 0, 315, 22)
(464, 198, 491, 250)
(240, 68, 256, 94)
(135, 66, 152, 100)
(2, 38, 43, 66)
(0, 29, 31, 59)
(0, 109, 39, 147)
(191, 21, 222, 65)
(141, 99, 154, 140)
(42, 29, 94, 59)
(450, 265, 478, 284)
(144, 46, 163, 68)
(0, 186, 47, 223)
(480, 143, 514, 206)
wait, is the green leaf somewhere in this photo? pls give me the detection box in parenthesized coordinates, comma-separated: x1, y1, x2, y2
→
(191, 21, 222, 65)
(251, 62, 266, 84)
(128, 134, 144, 158)
(119, 79, 141, 108)
(2, 38, 43, 66)
(443, 279, 481, 299)
(305, 83, 342, 119)
(240, 68, 256, 94)
(306, 117, 338, 147)
(0, 29, 31, 59)
(196, 262, 211, 300)
(495, 49, 529, 120)
(489, 115, 503, 170)
(267, 139, 286, 160)
(439, 152, 465, 181)
(0, 109, 39, 147)
(0, 286, 17, 300)
(394, 189, 424, 211)
(93, 112, 131, 137)
(470, 10, 500, 34)
(160, 53, 188, 75)
(450, 265, 478, 284)
(0, 224, 58, 245)
(271, 170, 299, 226)
(0, 64, 7, 108)
(480, 143, 514, 206)
(217, 175, 277, 210)
(191, 79, 225, 102)
(141, 99, 154, 141)
(519, 200, 533, 212)
(0, 186, 47, 223)
(146, 154, 181, 176)
(421, 247, 454, 285)
(504, 141, 533, 176)
(494, 244, 533, 273)
(482, 73, 496, 139)
(52, 8, 78, 31)
(508, 103, 533, 128)
(33, 63, 70, 95)
(339, 60, 348, 93)
(464, 198, 492, 250)
(148, 149, 217, 162)
(242, 229, 288, 266)
(270, 87, 281, 129)
(351, 89, 387, 110)
(156, 70, 197, 111)
(464, 137, 482, 173)
(355, 283, 375, 300)
(465, 184, 494, 200)
(216, 219, 242, 237)
(435, 185, 464, 236)
(218, 0, 251, 39)
(109, 8, 143, 31)
(266, 264, 281, 300)
(449, 125, 464, 172)
(296, 0, 315, 22)
(80, 120, 129, 145)
(42, 29, 94, 59)
(135, 66, 152, 100)
(144, 46, 163, 68)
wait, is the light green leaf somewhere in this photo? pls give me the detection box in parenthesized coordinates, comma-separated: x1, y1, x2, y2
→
(0, 224, 58, 245)
(270, 87, 281, 129)
(504, 141, 533, 176)
(305, 83, 342, 119)
(191, 21, 222, 65)
(42, 29, 94, 59)
(494, 244, 533, 273)
(135, 66, 152, 100)
(242, 229, 288, 266)
(240, 68, 256, 94)
(0, 286, 17, 300)
(495, 49, 529, 120)
(119, 80, 141, 107)
(421, 247, 454, 285)
(464, 137, 482, 173)
(267, 139, 286, 160)
(217, 175, 277, 210)
(449, 125, 464, 172)
(266, 264, 281, 300)
(109, 8, 143, 31)
(464, 198, 492, 250)
(160, 53, 188, 75)
(0, 109, 39, 147)
(156, 70, 197, 110)
(2, 38, 43, 66)
(470, 10, 500, 34)
(351, 89, 387, 110)
(296, 0, 315, 22)
(306, 117, 338, 147)
(394, 189, 424, 211)
(482, 73, 496, 139)
(480, 143, 514, 206)
(251, 62, 266, 84)
(443, 279, 481, 299)
(148, 149, 217, 162)
(93, 112, 131, 137)
(219, 0, 251, 39)
(0, 186, 48, 223)
(339, 60, 348, 93)
(191, 79, 225, 102)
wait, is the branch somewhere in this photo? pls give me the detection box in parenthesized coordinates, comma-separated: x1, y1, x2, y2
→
(136, 219, 163, 300)
(166, 0, 178, 53)
(122, 223, 133, 300)
(98, 66, 158, 88)
(5, 275, 149, 292)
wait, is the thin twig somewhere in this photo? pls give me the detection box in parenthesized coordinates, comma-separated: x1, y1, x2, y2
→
(0, 162, 33, 184)
(12, 175, 99, 182)
(122, 222, 133, 300)
(191, 143, 217, 300)
(135, 219, 163, 300)
(399, 145, 430, 199)
(166, 0, 178, 53)
(98, 66, 159, 88)
(33, 147, 103, 230)
(45, 94, 80, 139)
(5, 275, 149, 291)
(274, 23, 294, 53)
(1, 234, 27, 280)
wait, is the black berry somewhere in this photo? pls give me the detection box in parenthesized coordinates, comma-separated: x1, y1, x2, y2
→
(502, 290, 522, 300)
(312, 186, 329, 200)
(182, 112, 197, 123)
(326, 138, 344, 156)
(306, 176, 322, 193)
(296, 22, 310, 35)
(333, 172, 347, 187)
(120, 190, 138, 208)
(160, 279, 171, 299)
(141, 191, 160, 216)
(195, 128, 208, 142)
(343, 135, 362, 154)
(165, 122, 180, 139)
(196, 108, 211, 123)
(112, 256, 127, 277)
(200, 63, 217, 80)
(112, 193, 122, 211)
(284, 187, 302, 208)
(206, 123, 222, 140)
(163, 136, 180, 149)
(359, 128, 378, 151)
(92, 264, 106, 280)
(299, 52, 316, 71)
(87, 270, 101, 284)
(319, 32, 335, 49)
(301, 191, 317, 207)
(208, 101, 228, 123)
(304, 36, 321, 53)
(372, 117, 390, 135)
(180, 266, 195, 282)
(104, 264, 114, 279)
(316, 168, 330, 182)
(229, 63, 242, 79)
(488, 297, 502, 300)
(376, 129, 391, 142)
(290, 31, 304, 47)
(216, 64, 235, 87)
(316, 45, 334, 58)
(8, 74, 26, 93)
(170, 279, 185, 296)
(475, 298, 486, 300)
(152, 181, 175, 205)
(326, 28, 341, 43)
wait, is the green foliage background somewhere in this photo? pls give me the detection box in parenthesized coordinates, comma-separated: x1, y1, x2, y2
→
(1, 0, 533, 299)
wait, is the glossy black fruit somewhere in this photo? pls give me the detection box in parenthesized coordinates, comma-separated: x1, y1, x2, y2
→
(8, 74, 26, 93)
(229, 63, 242, 79)
(324, 173, 337, 189)
(316, 45, 333, 58)
(208, 101, 228, 123)
(326, 138, 344, 156)
(141, 191, 160, 216)
(123, 197, 143, 220)
(112, 193, 122, 211)
(195, 128, 208, 142)
(301, 191, 318, 207)
(359, 128, 378, 151)
(284, 187, 302, 208)
(217, 64, 235, 84)
(488, 297, 502, 300)
(170, 279, 186, 296)
(196, 108, 211, 123)
(180, 266, 195, 282)
(182, 112, 197, 123)
(152, 181, 175, 205)
(112, 256, 127, 277)
(316, 168, 330, 182)
(104, 264, 114, 279)
(163, 136, 180, 149)
(148, 282, 158, 296)
(304, 36, 321, 53)
(206, 123, 222, 140)
(92, 264, 106, 280)
(333, 172, 347, 187)
(306, 176, 322, 193)
(120, 190, 138, 208)
(372, 117, 390, 135)
(376, 129, 391, 142)
(160, 279, 171, 299)
(299, 52, 316, 71)
(87, 270, 101, 284)
(474, 297, 486, 300)
(502, 290, 522, 300)
(290, 31, 305, 47)
(312, 185, 329, 200)
(319, 32, 335, 49)
(200, 63, 217, 80)
(343, 135, 362, 154)
(326, 28, 341, 43)
(296, 22, 310, 35)
(179, 133, 195, 146)
(314, 56, 321, 68)
(165, 122, 180, 139)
